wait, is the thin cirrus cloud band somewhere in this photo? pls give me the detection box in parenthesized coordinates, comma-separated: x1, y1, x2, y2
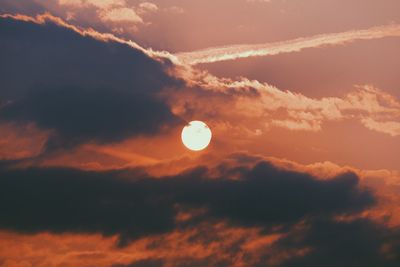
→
(176, 24, 400, 65)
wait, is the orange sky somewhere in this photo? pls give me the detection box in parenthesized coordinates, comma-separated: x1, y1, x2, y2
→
(0, 1, 400, 266)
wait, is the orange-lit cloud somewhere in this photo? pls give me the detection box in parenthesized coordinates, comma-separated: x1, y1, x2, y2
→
(138, 2, 159, 13)
(361, 118, 400, 137)
(0, 123, 48, 160)
(58, 0, 125, 9)
(0, 12, 172, 60)
(0, 224, 285, 267)
(57, 0, 153, 23)
(169, 71, 400, 137)
(99, 7, 143, 24)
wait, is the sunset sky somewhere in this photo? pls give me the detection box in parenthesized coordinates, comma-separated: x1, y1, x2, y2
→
(1, 1, 400, 266)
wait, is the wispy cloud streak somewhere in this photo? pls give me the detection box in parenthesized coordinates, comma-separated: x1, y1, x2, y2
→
(176, 24, 400, 65)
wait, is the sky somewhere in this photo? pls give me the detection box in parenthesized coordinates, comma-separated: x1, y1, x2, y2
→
(0, 1, 400, 266)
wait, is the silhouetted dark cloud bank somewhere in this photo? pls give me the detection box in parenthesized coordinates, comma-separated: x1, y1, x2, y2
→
(0, 17, 182, 149)
(1, 160, 399, 266)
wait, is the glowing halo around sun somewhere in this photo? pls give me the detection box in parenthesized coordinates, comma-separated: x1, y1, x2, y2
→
(181, 121, 212, 151)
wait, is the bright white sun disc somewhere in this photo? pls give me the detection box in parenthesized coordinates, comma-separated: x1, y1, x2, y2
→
(181, 121, 212, 151)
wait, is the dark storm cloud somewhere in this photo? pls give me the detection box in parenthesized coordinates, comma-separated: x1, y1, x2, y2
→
(272, 219, 400, 267)
(0, 17, 183, 148)
(0, 161, 373, 245)
(183, 162, 374, 227)
(1, 87, 179, 147)
(2, 159, 398, 266)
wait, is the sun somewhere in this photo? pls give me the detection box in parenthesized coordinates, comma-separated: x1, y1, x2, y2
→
(181, 121, 212, 151)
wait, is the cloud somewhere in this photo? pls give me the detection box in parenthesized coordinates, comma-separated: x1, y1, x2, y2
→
(271, 119, 322, 132)
(138, 2, 159, 13)
(0, 159, 373, 246)
(361, 118, 400, 137)
(170, 69, 400, 137)
(176, 24, 400, 65)
(59, 0, 125, 9)
(0, 123, 48, 160)
(275, 218, 400, 267)
(0, 15, 183, 149)
(1, 218, 399, 267)
(57, 0, 156, 30)
(0, 13, 163, 55)
(100, 7, 143, 23)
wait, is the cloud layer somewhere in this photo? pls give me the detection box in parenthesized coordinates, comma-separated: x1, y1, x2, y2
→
(0, 159, 374, 244)
(0, 15, 182, 149)
(1, 158, 399, 266)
